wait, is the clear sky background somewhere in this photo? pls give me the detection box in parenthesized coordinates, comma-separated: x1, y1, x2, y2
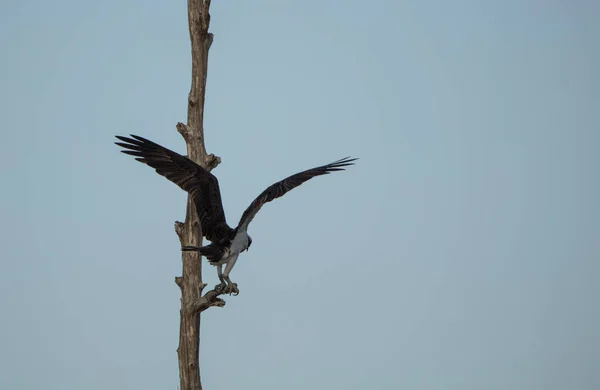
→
(1, 1, 598, 389)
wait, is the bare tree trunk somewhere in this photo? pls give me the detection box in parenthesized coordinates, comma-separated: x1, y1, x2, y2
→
(173, 1, 226, 389)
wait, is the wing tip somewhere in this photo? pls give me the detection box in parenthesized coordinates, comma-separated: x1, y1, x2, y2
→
(327, 156, 358, 170)
(114, 135, 130, 143)
(129, 134, 148, 142)
(114, 134, 150, 144)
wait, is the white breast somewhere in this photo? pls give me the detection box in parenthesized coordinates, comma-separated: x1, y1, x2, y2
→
(230, 230, 249, 254)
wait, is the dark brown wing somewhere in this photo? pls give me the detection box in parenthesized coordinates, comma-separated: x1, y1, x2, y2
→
(115, 134, 234, 243)
(236, 157, 357, 232)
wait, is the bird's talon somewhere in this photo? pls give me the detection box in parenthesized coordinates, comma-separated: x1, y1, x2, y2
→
(222, 282, 238, 295)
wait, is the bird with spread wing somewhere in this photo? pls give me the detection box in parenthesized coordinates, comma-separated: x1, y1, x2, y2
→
(115, 134, 357, 294)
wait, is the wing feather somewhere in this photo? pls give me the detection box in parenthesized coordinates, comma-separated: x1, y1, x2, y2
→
(236, 157, 357, 232)
(115, 134, 233, 243)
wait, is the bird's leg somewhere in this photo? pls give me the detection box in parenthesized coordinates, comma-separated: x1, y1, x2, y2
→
(215, 264, 227, 292)
(222, 256, 239, 295)
(181, 245, 202, 252)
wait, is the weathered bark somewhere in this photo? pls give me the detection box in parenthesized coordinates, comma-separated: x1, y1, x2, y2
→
(173, 1, 225, 389)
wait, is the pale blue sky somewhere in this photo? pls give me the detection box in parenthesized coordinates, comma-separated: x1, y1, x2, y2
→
(1, 1, 598, 389)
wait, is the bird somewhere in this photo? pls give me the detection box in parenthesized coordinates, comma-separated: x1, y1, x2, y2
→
(115, 134, 357, 294)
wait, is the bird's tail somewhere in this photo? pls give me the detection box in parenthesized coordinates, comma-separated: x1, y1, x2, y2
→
(181, 244, 225, 263)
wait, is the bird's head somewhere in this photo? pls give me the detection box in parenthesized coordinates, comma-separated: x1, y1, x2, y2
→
(245, 236, 252, 251)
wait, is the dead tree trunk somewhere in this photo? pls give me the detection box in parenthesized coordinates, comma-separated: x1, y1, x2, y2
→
(173, 1, 226, 389)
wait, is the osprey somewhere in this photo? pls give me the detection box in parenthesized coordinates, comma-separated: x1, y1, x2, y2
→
(115, 134, 356, 294)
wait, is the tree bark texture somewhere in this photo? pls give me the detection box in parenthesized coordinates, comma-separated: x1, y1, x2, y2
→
(173, 1, 224, 389)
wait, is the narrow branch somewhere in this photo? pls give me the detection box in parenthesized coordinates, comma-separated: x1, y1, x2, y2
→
(189, 288, 229, 313)
(176, 123, 221, 170)
(176, 122, 192, 141)
(204, 154, 221, 171)
(175, 276, 183, 288)
(174, 221, 185, 241)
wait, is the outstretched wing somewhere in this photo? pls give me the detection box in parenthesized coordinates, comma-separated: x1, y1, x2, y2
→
(115, 134, 234, 243)
(236, 157, 357, 232)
